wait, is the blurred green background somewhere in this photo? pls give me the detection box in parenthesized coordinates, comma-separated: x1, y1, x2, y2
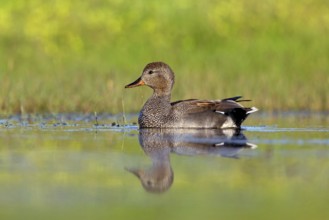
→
(0, 0, 328, 114)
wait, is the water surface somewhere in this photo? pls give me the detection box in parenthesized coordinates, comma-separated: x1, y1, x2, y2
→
(0, 113, 328, 220)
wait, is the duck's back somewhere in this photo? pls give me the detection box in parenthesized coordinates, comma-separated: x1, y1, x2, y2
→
(138, 96, 257, 129)
(171, 96, 257, 128)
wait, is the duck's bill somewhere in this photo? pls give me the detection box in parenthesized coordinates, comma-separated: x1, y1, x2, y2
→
(125, 77, 145, 88)
(125, 167, 141, 178)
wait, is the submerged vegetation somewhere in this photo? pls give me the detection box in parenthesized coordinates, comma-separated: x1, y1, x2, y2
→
(0, 0, 328, 114)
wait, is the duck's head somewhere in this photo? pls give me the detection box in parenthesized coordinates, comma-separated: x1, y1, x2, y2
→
(125, 166, 174, 194)
(125, 62, 175, 95)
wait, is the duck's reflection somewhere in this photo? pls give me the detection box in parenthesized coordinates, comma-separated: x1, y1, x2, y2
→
(126, 129, 256, 193)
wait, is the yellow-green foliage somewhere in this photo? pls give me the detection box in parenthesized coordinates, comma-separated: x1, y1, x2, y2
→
(0, 0, 328, 113)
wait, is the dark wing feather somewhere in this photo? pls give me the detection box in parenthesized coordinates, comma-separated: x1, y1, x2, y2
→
(222, 96, 251, 102)
(221, 96, 243, 101)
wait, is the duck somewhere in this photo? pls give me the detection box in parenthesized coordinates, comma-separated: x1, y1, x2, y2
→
(125, 62, 258, 128)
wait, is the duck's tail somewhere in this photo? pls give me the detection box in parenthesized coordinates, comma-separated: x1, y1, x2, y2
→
(216, 106, 258, 128)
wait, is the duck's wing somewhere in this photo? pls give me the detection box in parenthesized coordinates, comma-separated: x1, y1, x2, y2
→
(171, 96, 258, 127)
(171, 96, 250, 113)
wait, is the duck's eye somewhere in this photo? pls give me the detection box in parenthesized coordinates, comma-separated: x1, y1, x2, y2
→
(148, 70, 154, 75)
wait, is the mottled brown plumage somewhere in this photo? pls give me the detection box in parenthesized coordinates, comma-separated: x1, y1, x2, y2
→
(125, 62, 258, 128)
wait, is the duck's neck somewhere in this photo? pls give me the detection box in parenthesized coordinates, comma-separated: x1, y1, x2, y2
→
(152, 91, 171, 102)
(142, 91, 172, 116)
(153, 85, 172, 98)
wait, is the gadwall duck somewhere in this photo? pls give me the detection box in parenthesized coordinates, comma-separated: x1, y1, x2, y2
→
(125, 62, 258, 128)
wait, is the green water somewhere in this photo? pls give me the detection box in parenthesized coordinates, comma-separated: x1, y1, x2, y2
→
(0, 113, 328, 220)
